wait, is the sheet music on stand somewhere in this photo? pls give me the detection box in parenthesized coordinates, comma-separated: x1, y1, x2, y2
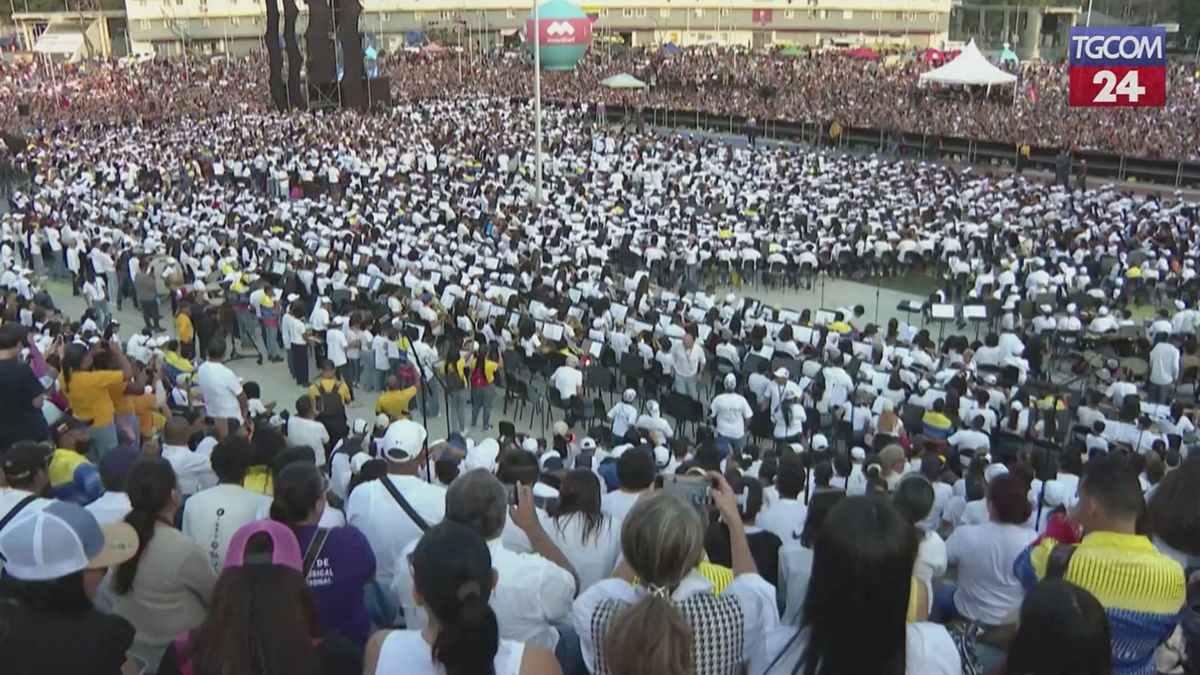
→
(795, 326, 816, 346)
(963, 305, 989, 321)
(611, 304, 629, 323)
(814, 310, 836, 326)
(698, 324, 712, 341)
(542, 323, 565, 342)
(271, 261, 287, 276)
(929, 304, 957, 321)
(588, 341, 603, 358)
(588, 329, 606, 343)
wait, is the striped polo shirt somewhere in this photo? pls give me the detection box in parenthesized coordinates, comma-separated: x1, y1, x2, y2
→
(1015, 531, 1185, 675)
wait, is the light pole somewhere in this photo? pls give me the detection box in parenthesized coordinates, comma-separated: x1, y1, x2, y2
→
(532, 0, 544, 204)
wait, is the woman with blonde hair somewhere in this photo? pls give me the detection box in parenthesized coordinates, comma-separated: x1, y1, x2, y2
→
(572, 474, 778, 675)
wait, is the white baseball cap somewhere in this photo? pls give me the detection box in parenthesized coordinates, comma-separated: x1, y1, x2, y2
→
(0, 501, 138, 582)
(379, 420, 427, 462)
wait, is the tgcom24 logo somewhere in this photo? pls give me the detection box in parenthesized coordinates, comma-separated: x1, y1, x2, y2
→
(1068, 26, 1167, 107)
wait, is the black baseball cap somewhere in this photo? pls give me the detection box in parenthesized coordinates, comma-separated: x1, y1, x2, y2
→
(2, 441, 51, 483)
(50, 415, 92, 441)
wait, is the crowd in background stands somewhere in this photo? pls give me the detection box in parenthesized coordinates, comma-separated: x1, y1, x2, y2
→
(1, 46, 1199, 160)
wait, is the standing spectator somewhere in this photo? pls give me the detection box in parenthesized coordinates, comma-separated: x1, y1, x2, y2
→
(0, 501, 139, 674)
(194, 340, 248, 438)
(469, 342, 503, 431)
(710, 373, 754, 453)
(1005, 580, 1112, 675)
(134, 265, 162, 332)
(287, 395, 332, 469)
(573, 478, 777, 675)
(270, 460, 376, 647)
(1147, 333, 1180, 405)
(158, 520, 363, 675)
(1015, 456, 1186, 675)
(0, 323, 47, 448)
(365, 521, 561, 675)
(181, 435, 270, 572)
(59, 341, 133, 459)
(670, 331, 706, 399)
(111, 458, 217, 669)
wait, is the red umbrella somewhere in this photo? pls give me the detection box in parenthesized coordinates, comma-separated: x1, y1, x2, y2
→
(844, 46, 880, 60)
(920, 48, 946, 64)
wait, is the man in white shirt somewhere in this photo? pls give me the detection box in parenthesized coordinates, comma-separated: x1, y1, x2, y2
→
(391, 469, 577, 651)
(280, 300, 310, 385)
(710, 373, 753, 452)
(347, 420, 446, 591)
(549, 355, 584, 403)
(670, 331, 706, 400)
(86, 447, 137, 525)
(180, 435, 270, 572)
(286, 396, 331, 468)
(601, 449, 655, 521)
(1147, 333, 1180, 404)
(194, 341, 247, 437)
(756, 456, 807, 541)
(160, 417, 218, 496)
(947, 415, 991, 454)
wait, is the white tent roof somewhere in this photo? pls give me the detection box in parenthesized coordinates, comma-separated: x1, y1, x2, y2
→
(918, 39, 1017, 87)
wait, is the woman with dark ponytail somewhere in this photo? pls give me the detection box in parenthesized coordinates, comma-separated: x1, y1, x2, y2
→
(111, 457, 216, 669)
(269, 460, 376, 647)
(363, 521, 561, 675)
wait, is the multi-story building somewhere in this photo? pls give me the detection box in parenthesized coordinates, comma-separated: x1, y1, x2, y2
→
(118, 0, 952, 57)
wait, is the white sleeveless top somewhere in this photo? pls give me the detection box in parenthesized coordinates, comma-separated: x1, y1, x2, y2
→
(375, 630, 526, 675)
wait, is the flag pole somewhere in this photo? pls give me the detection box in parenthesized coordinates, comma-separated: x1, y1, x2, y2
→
(533, 0, 543, 204)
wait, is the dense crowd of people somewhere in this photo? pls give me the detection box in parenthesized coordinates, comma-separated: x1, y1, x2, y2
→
(3, 45, 1199, 160)
(0, 44, 1198, 675)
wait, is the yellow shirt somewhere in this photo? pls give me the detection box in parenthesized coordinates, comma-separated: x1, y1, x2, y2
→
(62, 370, 125, 427)
(243, 466, 273, 495)
(828, 320, 853, 334)
(175, 313, 194, 343)
(376, 387, 418, 420)
(309, 378, 351, 404)
(133, 393, 157, 437)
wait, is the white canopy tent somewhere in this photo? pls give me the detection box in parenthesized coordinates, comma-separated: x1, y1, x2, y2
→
(918, 39, 1017, 87)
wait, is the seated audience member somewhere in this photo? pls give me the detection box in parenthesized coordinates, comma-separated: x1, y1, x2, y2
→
(158, 520, 363, 675)
(1015, 456, 1186, 675)
(365, 521, 561, 675)
(573, 477, 778, 674)
(754, 496, 961, 674)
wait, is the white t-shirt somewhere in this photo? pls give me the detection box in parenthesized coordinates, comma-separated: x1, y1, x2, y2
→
(374, 630, 526, 675)
(753, 622, 961, 674)
(85, 491, 132, 525)
(181, 483, 271, 573)
(710, 392, 753, 439)
(914, 529, 948, 583)
(347, 475, 446, 586)
(945, 521, 1037, 625)
(545, 512, 623, 592)
(757, 499, 808, 543)
(600, 490, 643, 521)
(287, 416, 331, 468)
(778, 542, 814, 626)
(326, 328, 349, 367)
(195, 361, 244, 421)
(549, 366, 583, 401)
